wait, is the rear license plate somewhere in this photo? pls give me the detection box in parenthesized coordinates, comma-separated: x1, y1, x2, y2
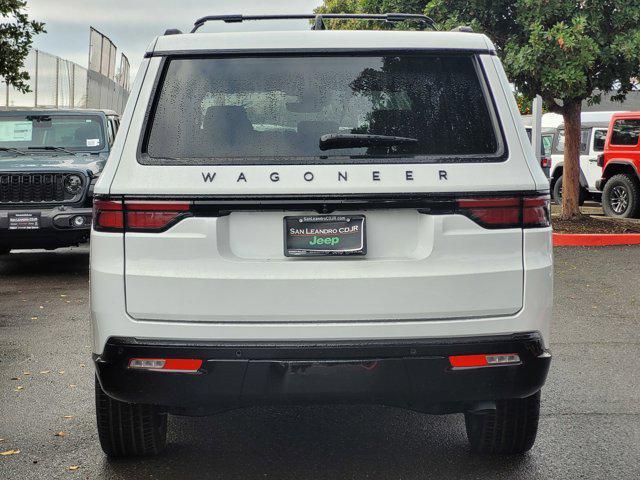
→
(8, 212, 40, 230)
(284, 215, 366, 257)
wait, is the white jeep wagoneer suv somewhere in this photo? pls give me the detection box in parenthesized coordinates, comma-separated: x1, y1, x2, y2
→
(91, 14, 552, 457)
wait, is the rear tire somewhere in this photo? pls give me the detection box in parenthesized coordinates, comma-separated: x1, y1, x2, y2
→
(552, 175, 585, 206)
(465, 391, 541, 454)
(95, 376, 167, 457)
(602, 174, 640, 218)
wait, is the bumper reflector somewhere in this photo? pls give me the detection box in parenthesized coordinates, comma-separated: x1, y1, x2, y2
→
(449, 353, 520, 368)
(128, 358, 202, 373)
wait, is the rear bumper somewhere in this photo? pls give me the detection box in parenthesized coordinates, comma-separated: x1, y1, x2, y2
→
(0, 206, 92, 249)
(94, 332, 551, 416)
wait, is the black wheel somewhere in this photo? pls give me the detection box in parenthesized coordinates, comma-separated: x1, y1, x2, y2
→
(95, 376, 167, 457)
(551, 176, 562, 204)
(465, 391, 541, 454)
(602, 174, 640, 218)
(552, 175, 586, 206)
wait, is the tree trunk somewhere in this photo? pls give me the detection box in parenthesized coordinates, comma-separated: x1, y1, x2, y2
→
(560, 101, 582, 220)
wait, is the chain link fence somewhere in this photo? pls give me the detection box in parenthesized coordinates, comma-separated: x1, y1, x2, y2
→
(0, 28, 130, 114)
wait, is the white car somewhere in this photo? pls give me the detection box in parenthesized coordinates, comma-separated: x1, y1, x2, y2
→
(523, 124, 554, 177)
(548, 111, 624, 203)
(90, 14, 552, 458)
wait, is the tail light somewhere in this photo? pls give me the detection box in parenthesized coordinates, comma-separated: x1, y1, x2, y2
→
(94, 199, 191, 232)
(597, 153, 604, 167)
(93, 200, 124, 230)
(94, 195, 551, 233)
(457, 195, 549, 229)
(540, 156, 550, 168)
(126, 201, 191, 230)
(522, 196, 550, 228)
(457, 197, 520, 228)
(449, 353, 521, 369)
(128, 358, 202, 373)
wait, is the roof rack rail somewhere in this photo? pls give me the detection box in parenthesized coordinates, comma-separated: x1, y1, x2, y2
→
(190, 13, 437, 33)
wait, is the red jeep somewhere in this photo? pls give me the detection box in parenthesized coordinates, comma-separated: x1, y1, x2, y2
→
(597, 112, 640, 218)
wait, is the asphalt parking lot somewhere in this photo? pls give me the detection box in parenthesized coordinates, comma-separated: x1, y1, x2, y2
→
(1, 245, 639, 479)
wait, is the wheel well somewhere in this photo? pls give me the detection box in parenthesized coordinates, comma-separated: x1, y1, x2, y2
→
(602, 163, 640, 188)
(550, 166, 563, 188)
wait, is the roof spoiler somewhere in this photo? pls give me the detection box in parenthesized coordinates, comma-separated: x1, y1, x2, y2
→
(186, 13, 437, 33)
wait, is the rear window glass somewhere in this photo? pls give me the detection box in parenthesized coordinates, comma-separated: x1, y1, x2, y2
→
(593, 129, 607, 152)
(542, 134, 553, 156)
(143, 54, 503, 165)
(554, 129, 590, 155)
(611, 119, 640, 146)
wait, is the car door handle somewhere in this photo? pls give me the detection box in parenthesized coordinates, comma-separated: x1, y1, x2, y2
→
(588, 158, 598, 163)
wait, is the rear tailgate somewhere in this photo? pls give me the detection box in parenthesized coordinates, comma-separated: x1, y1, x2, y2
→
(108, 46, 543, 325)
(123, 203, 524, 322)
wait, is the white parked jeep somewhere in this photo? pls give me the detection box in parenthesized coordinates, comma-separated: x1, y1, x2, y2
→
(91, 14, 552, 457)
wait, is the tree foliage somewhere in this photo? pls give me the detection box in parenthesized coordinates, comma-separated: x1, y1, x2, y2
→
(0, 0, 45, 93)
(515, 92, 532, 115)
(316, 0, 640, 219)
(317, 1, 640, 109)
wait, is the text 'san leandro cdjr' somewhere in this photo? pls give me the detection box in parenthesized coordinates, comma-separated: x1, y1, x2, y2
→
(91, 14, 552, 458)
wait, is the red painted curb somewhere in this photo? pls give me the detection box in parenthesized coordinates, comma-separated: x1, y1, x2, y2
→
(553, 233, 640, 246)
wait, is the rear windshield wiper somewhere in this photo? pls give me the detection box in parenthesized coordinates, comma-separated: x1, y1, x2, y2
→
(0, 147, 27, 156)
(27, 146, 75, 154)
(319, 133, 418, 151)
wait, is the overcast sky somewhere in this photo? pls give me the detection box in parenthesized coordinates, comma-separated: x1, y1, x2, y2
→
(27, 0, 322, 80)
